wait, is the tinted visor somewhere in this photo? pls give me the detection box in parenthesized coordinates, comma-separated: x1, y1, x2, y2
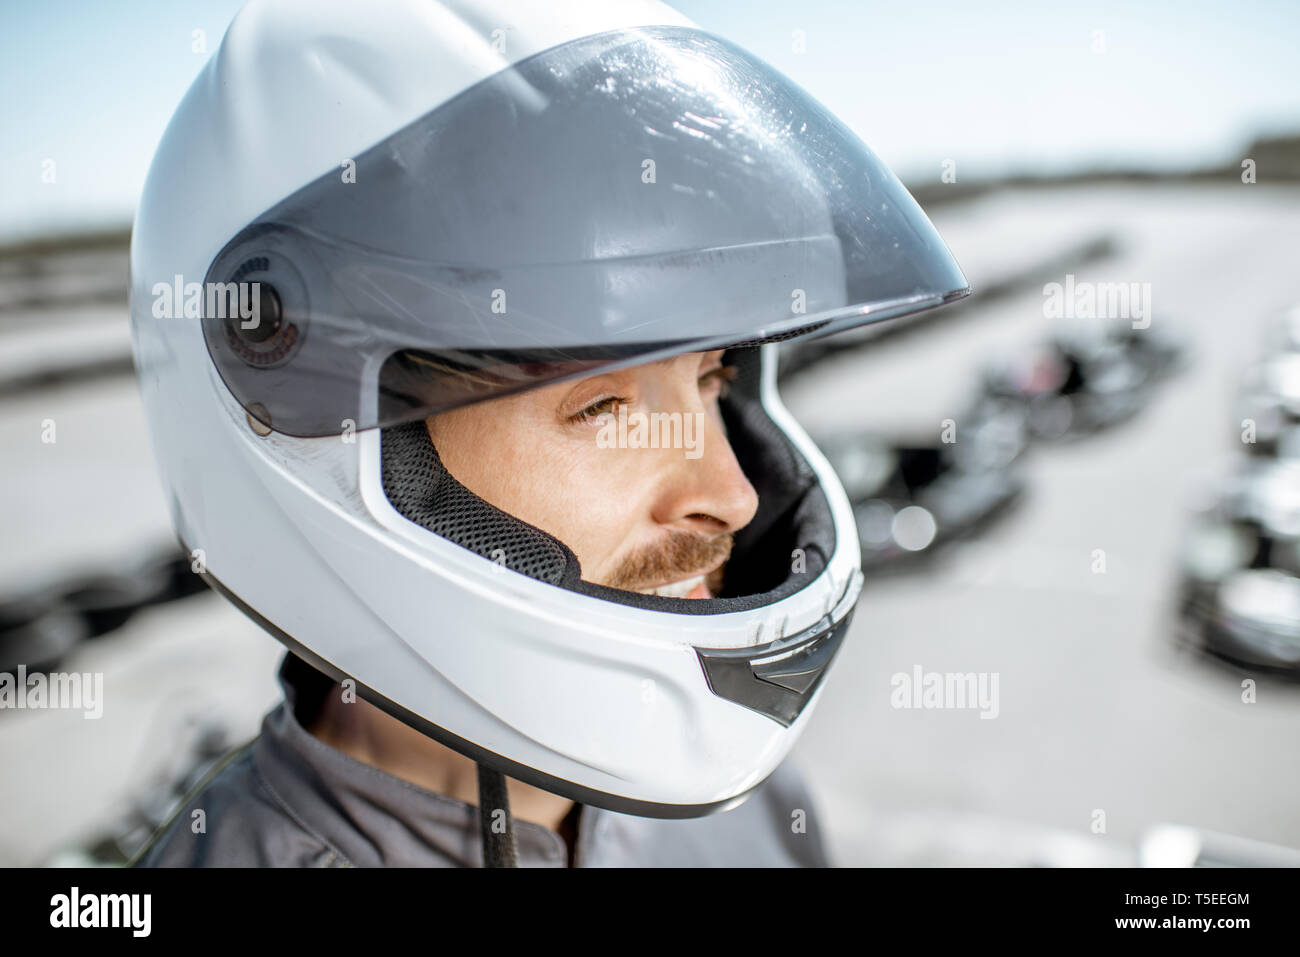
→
(202, 25, 968, 437)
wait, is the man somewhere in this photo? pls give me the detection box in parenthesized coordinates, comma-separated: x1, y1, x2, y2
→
(127, 0, 967, 867)
(138, 348, 833, 866)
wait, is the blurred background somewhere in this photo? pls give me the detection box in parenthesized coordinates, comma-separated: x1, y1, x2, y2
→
(2, 0, 1299, 866)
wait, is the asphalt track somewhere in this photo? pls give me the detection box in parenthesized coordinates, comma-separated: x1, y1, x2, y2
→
(784, 182, 1300, 865)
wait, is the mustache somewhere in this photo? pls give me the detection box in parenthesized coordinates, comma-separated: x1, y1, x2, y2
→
(605, 529, 734, 593)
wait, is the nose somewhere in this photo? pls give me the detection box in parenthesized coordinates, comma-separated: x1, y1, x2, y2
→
(650, 409, 759, 537)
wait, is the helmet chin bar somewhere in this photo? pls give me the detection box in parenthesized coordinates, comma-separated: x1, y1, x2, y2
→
(696, 568, 862, 726)
(184, 547, 761, 818)
(171, 342, 859, 815)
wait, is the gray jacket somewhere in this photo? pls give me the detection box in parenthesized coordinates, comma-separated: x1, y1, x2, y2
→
(136, 653, 831, 867)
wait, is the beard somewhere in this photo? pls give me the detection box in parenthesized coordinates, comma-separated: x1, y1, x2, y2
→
(603, 529, 733, 595)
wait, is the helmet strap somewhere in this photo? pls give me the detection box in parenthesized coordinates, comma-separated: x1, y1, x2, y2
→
(476, 764, 519, 868)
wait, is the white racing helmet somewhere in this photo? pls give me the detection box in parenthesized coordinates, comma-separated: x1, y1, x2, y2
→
(129, 0, 968, 846)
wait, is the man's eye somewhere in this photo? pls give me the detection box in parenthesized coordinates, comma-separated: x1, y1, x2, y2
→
(572, 396, 623, 422)
(700, 364, 738, 398)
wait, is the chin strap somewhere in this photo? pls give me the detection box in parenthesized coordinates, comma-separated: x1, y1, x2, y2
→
(476, 763, 519, 868)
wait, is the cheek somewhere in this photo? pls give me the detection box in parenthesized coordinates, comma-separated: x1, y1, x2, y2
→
(434, 414, 512, 489)
(530, 437, 645, 564)
(433, 412, 647, 575)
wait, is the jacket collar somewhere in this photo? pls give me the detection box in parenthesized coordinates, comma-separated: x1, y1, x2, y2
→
(253, 653, 581, 867)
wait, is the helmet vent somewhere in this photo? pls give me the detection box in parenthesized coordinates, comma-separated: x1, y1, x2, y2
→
(230, 256, 269, 283)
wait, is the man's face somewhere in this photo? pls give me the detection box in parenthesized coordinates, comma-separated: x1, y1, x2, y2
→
(425, 349, 759, 599)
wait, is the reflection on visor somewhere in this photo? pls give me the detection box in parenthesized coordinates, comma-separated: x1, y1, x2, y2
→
(199, 25, 968, 437)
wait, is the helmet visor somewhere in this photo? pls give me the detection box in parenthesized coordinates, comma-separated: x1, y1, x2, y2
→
(201, 25, 968, 437)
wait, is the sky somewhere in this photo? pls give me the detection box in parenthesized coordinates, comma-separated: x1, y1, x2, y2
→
(1, 0, 1298, 241)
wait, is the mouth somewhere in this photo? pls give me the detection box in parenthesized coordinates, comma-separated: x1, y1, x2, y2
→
(634, 561, 725, 600)
(638, 574, 710, 599)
